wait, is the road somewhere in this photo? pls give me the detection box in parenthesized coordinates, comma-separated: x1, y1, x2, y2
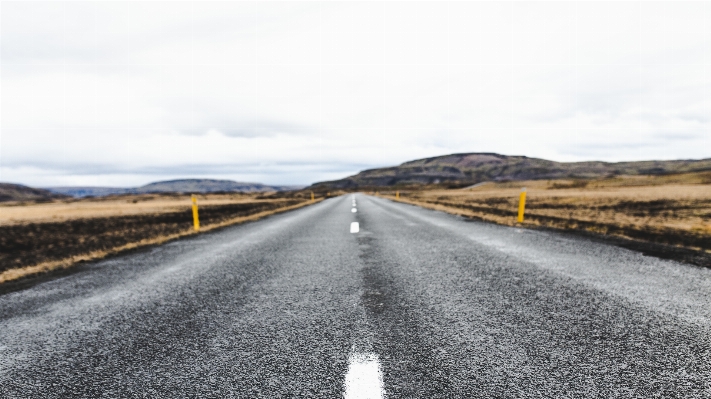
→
(1, 194, 710, 398)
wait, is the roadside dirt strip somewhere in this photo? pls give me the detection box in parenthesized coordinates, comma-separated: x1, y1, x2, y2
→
(0, 199, 318, 283)
(381, 177, 711, 260)
(394, 196, 711, 254)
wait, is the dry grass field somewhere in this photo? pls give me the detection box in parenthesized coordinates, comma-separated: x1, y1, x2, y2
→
(0, 193, 317, 283)
(0, 193, 288, 225)
(385, 172, 711, 254)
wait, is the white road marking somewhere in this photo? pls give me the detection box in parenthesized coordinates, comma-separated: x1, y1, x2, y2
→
(350, 222, 360, 233)
(352, 208, 357, 213)
(343, 352, 384, 399)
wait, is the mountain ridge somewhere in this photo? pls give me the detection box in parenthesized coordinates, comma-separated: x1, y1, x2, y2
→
(0, 183, 70, 203)
(45, 179, 303, 198)
(308, 153, 711, 189)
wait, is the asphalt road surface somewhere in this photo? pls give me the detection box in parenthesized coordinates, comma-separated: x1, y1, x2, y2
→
(1, 194, 710, 398)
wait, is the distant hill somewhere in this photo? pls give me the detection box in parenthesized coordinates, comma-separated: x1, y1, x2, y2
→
(309, 153, 711, 189)
(45, 187, 134, 198)
(47, 179, 303, 198)
(135, 179, 300, 194)
(0, 183, 70, 202)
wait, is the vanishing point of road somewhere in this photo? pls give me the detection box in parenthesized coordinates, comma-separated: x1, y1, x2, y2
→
(1, 195, 709, 398)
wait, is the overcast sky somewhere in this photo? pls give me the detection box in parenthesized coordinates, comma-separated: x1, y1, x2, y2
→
(2, 1, 710, 187)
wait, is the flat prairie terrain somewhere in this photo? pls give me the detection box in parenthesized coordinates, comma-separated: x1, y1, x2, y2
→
(388, 172, 711, 254)
(0, 193, 314, 283)
(0, 193, 275, 225)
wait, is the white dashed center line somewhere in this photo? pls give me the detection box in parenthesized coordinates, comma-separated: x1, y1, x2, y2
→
(350, 222, 359, 233)
(352, 208, 357, 213)
(343, 352, 384, 399)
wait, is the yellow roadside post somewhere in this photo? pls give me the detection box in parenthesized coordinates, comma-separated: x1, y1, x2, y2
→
(396, 191, 400, 199)
(191, 194, 200, 231)
(517, 188, 527, 223)
(311, 191, 315, 201)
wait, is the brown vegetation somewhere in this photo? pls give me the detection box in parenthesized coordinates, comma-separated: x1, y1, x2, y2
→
(381, 172, 711, 253)
(0, 193, 318, 283)
(0, 193, 275, 225)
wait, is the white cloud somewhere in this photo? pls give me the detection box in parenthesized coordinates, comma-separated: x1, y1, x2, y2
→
(1, 1, 710, 187)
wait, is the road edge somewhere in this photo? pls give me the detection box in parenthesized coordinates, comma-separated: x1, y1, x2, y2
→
(0, 199, 323, 286)
(380, 195, 711, 269)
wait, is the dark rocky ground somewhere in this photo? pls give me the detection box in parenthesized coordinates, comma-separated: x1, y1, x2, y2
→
(0, 200, 303, 274)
